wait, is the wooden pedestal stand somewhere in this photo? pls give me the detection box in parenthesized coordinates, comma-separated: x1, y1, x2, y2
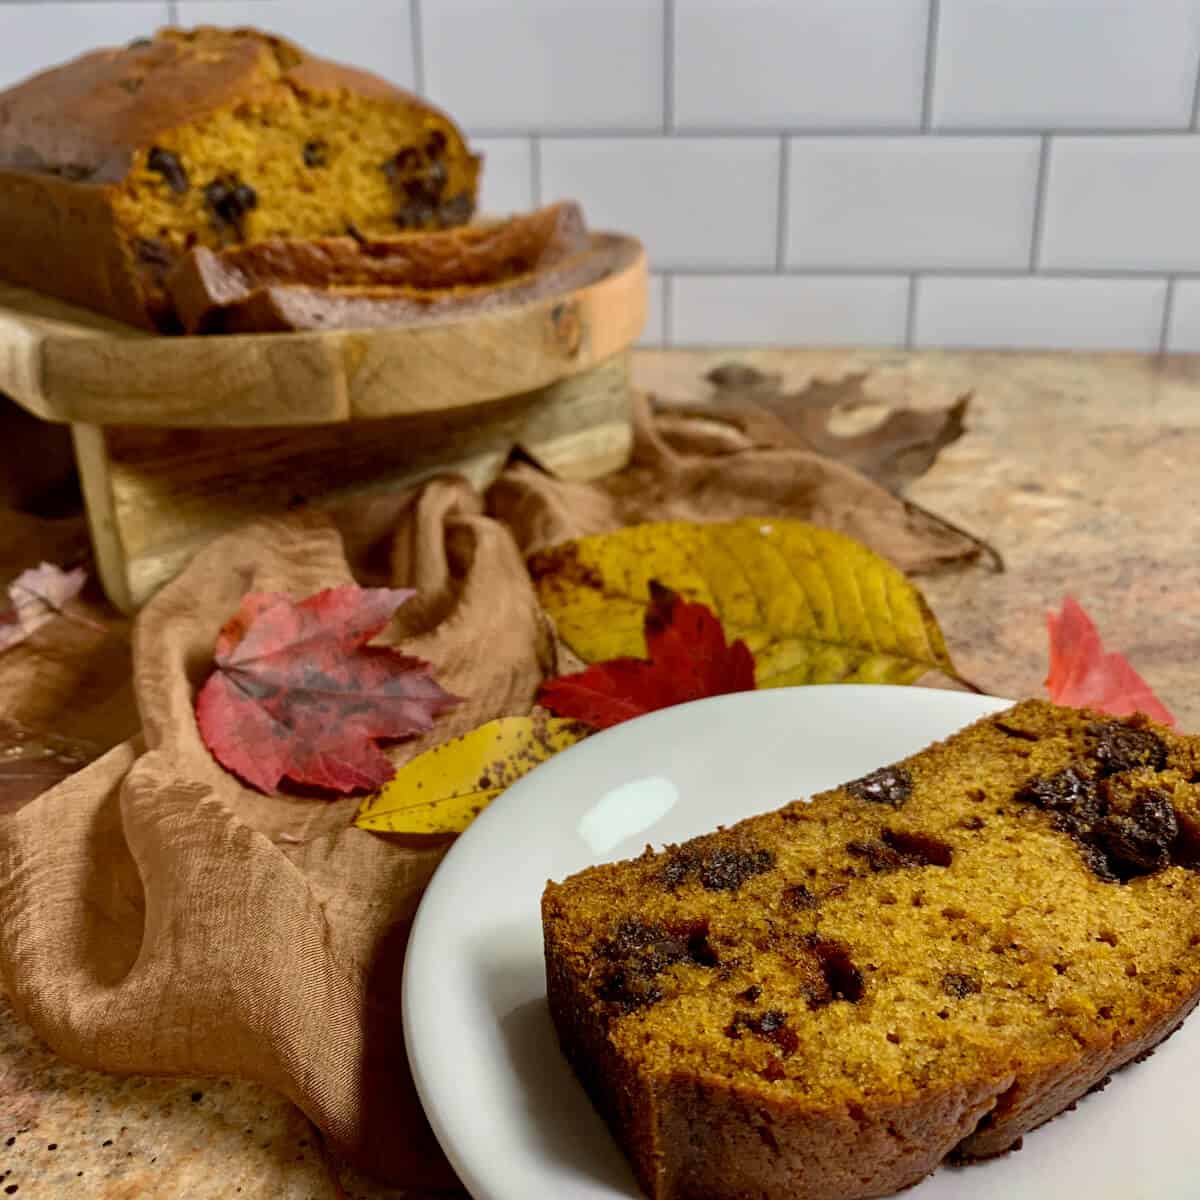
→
(0, 235, 646, 613)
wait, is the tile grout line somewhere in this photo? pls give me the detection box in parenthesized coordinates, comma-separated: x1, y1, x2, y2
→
(410, 0, 425, 95)
(1028, 134, 1051, 270)
(454, 126, 1197, 140)
(530, 136, 542, 208)
(1191, 47, 1200, 129)
(1159, 277, 1178, 353)
(775, 137, 789, 271)
(662, 0, 675, 133)
(904, 276, 919, 349)
(662, 274, 674, 348)
(920, 0, 940, 130)
(659, 266, 1189, 280)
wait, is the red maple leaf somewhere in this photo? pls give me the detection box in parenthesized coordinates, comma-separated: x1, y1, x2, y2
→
(195, 586, 459, 794)
(1045, 596, 1175, 727)
(539, 582, 756, 729)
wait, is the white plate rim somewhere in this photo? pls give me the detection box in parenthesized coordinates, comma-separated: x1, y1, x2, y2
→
(401, 684, 1200, 1200)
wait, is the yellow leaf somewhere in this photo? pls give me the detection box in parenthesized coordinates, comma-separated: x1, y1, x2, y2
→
(354, 715, 588, 835)
(529, 518, 961, 689)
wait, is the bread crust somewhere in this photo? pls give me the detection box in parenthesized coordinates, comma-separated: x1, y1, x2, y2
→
(201, 233, 634, 334)
(952, 987, 1200, 1160)
(0, 28, 435, 181)
(0, 168, 155, 327)
(167, 201, 589, 333)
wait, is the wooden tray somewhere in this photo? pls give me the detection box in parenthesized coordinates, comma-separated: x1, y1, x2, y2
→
(0, 233, 646, 611)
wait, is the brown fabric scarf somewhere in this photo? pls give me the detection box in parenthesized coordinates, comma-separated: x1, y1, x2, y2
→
(0, 397, 983, 1185)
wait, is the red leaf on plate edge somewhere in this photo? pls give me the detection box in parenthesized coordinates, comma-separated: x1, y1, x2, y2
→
(195, 586, 459, 794)
(539, 582, 756, 730)
(1045, 595, 1175, 728)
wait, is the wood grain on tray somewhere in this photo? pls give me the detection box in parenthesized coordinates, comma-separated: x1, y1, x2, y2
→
(0, 233, 646, 428)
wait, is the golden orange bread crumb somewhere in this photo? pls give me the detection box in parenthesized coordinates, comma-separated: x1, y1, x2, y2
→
(542, 700, 1200, 1200)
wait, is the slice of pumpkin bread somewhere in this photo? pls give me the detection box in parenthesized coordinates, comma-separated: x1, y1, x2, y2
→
(542, 700, 1200, 1200)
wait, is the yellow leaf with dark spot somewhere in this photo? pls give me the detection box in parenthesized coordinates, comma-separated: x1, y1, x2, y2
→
(529, 518, 962, 689)
(354, 715, 589, 835)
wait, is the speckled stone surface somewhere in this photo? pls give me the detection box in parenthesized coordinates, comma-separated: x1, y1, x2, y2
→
(0, 994, 337, 1199)
(1, 349, 1197, 1197)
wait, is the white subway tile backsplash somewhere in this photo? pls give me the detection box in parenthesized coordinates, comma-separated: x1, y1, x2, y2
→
(177, 1, 416, 88)
(0, 3, 169, 90)
(639, 275, 666, 347)
(786, 138, 1040, 269)
(423, 0, 662, 133)
(673, 0, 926, 131)
(471, 139, 534, 215)
(914, 276, 1168, 350)
(934, 0, 1200, 130)
(671, 274, 909, 347)
(540, 138, 779, 270)
(1041, 137, 1200, 270)
(1165, 281, 1200, 351)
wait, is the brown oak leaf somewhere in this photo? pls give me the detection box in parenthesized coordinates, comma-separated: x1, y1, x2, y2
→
(653, 363, 999, 572)
(661, 363, 971, 493)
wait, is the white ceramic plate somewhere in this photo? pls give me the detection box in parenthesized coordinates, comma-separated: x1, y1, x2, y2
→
(403, 685, 1200, 1200)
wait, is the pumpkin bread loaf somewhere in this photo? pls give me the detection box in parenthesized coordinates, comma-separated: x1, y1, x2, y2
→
(0, 26, 480, 329)
(542, 701, 1200, 1200)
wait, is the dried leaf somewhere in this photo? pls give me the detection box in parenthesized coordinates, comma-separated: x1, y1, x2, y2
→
(1045, 596, 1175, 727)
(810, 394, 970, 493)
(705, 362, 781, 391)
(530, 519, 963, 689)
(656, 366, 1001, 573)
(354, 714, 588, 834)
(0, 561, 88, 651)
(540, 582, 756, 728)
(697, 363, 972, 493)
(196, 586, 459, 795)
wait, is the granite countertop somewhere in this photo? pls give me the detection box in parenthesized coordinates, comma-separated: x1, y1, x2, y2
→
(2, 348, 1198, 1198)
